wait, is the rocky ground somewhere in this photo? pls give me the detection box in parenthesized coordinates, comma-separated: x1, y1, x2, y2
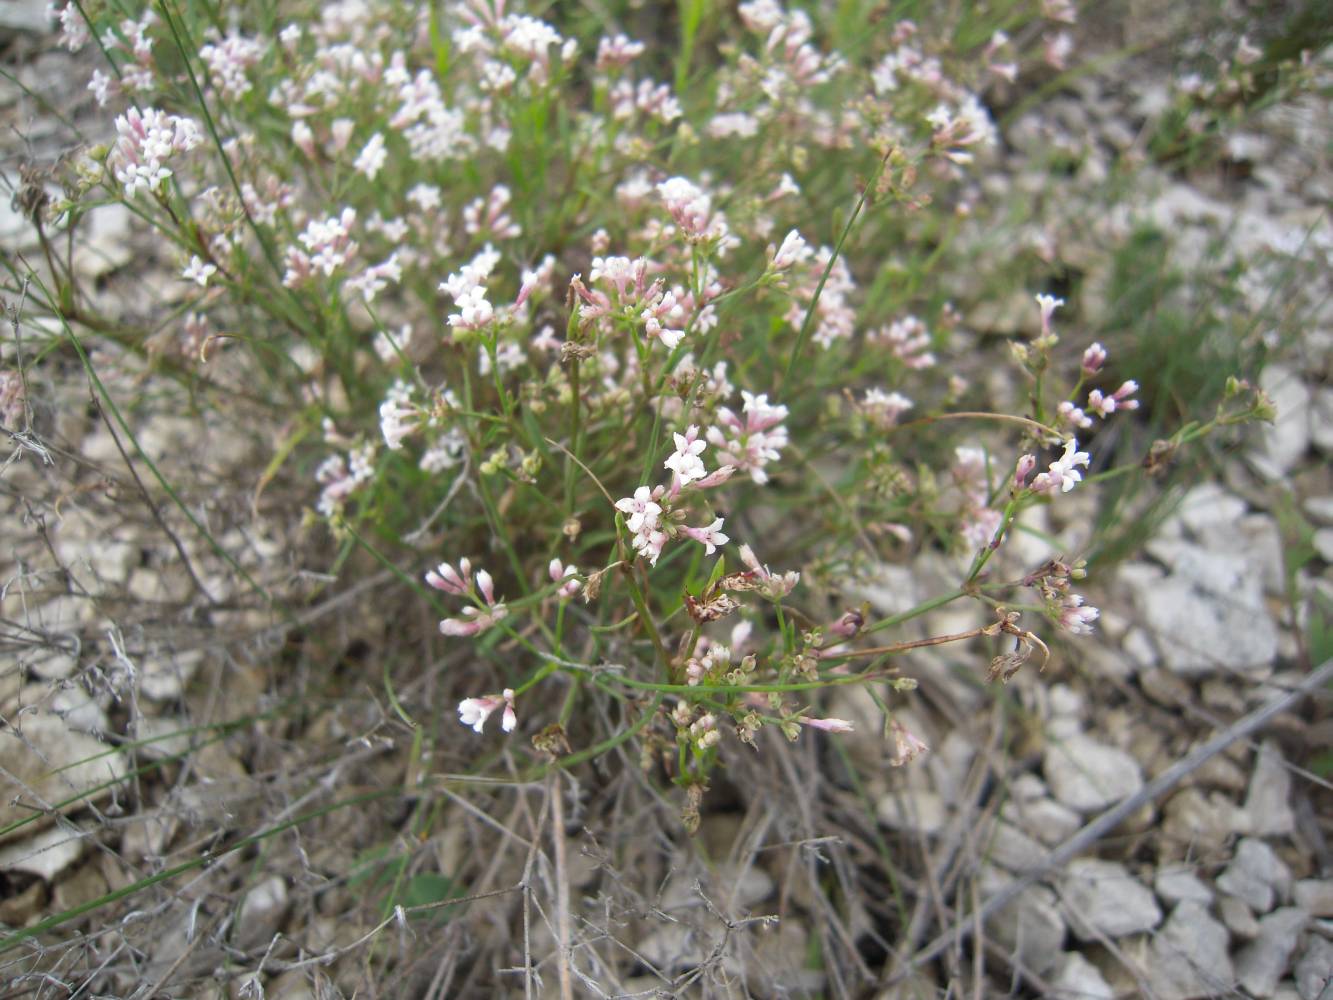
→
(2, 3, 1331, 998)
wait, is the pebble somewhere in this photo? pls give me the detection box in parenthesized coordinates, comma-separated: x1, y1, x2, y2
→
(1293, 879, 1333, 917)
(12, 683, 108, 735)
(1004, 794, 1082, 848)
(0, 880, 46, 926)
(1242, 746, 1295, 837)
(52, 861, 109, 913)
(1061, 858, 1163, 940)
(1252, 364, 1311, 478)
(1154, 867, 1214, 906)
(1050, 951, 1114, 1000)
(985, 820, 1047, 873)
(1304, 496, 1333, 525)
(1236, 908, 1310, 998)
(0, 715, 127, 841)
(1168, 482, 1246, 535)
(983, 879, 1067, 977)
(0, 0, 48, 32)
(236, 875, 290, 950)
(0, 823, 85, 880)
(1313, 387, 1333, 454)
(1134, 543, 1279, 675)
(1160, 788, 1251, 855)
(1294, 936, 1333, 1000)
(877, 788, 946, 836)
(1220, 894, 1261, 939)
(1313, 529, 1333, 563)
(1216, 838, 1293, 914)
(660, 862, 774, 912)
(138, 649, 204, 702)
(1123, 627, 1161, 670)
(69, 203, 134, 280)
(1044, 732, 1145, 812)
(1147, 901, 1236, 1000)
(1140, 666, 1193, 708)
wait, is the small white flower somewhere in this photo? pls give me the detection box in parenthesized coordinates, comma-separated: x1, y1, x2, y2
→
(182, 255, 217, 287)
(354, 132, 387, 180)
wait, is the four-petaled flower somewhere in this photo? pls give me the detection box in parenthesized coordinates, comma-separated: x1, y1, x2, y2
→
(1031, 438, 1090, 494)
(664, 425, 707, 485)
(614, 486, 662, 534)
(182, 255, 217, 287)
(681, 517, 729, 555)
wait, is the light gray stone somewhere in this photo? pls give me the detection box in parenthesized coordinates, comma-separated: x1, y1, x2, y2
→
(1173, 482, 1248, 536)
(1004, 794, 1082, 848)
(70, 203, 134, 280)
(1245, 741, 1296, 838)
(1304, 496, 1333, 525)
(1217, 838, 1293, 914)
(138, 649, 204, 702)
(1221, 894, 1261, 939)
(0, 823, 84, 880)
(236, 875, 290, 949)
(984, 881, 1066, 977)
(1252, 365, 1311, 477)
(0, 715, 128, 841)
(1294, 879, 1333, 917)
(1311, 387, 1333, 455)
(1147, 901, 1236, 1000)
(1314, 529, 1333, 564)
(1154, 867, 1214, 906)
(1132, 544, 1278, 675)
(1044, 733, 1144, 812)
(1236, 908, 1310, 998)
(1220, 515, 1287, 597)
(1050, 951, 1114, 1000)
(12, 684, 107, 735)
(1294, 936, 1333, 1000)
(0, 0, 49, 33)
(1061, 859, 1162, 940)
(876, 788, 946, 836)
(985, 821, 1047, 873)
(1161, 788, 1251, 851)
(1123, 627, 1160, 669)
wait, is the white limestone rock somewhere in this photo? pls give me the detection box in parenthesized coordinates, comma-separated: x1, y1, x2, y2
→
(1236, 908, 1310, 998)
(1217, 838, 1293, 914)
(1146, 901, 1236, 1000)
(1155, 867, 1214, 906)
(1044, 733, 1144, 812)
(877, 788, 946, 836)
(1242, 746, 1295, 837)
(0, 715, 128, 841)
(1294, 936, 1333, 1000)
(1251, 364, 1311, 478)
(1293, 879, 1333, 917)
(1061, 858, 1163, 940)
(0, 823, 84, 880)
(1132, 543, 1278, 675)
(1050, 951, 1114, 1000)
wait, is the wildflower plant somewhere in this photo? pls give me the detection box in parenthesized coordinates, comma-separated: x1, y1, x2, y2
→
(10, 0, 1283, 840)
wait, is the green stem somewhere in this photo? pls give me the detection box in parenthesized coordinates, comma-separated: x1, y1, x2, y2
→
(864, 586, 967, 636)
(781, 150, 890, 391)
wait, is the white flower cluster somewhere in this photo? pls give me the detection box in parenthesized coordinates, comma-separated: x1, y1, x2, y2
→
(108, 107, 203, 198)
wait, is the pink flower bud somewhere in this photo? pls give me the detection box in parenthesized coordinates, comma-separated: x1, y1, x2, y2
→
(804, 717, 854, 733)
(1014, 454, 1037, 489)
(1081, 342, 1107, 374)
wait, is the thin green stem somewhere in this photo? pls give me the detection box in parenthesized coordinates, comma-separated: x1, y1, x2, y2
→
(781, 150, 890, 391)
